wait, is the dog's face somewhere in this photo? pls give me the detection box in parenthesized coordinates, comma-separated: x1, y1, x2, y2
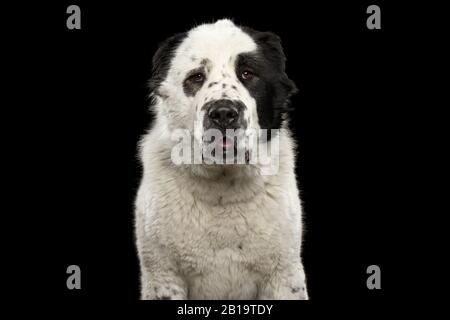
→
(149, 19, 296, 158)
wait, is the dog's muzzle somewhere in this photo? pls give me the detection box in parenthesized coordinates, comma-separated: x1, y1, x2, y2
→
(200, 99, 250, 162)
(203, 99, 246, 131)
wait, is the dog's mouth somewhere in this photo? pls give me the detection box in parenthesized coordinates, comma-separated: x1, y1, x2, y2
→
(202, 135, 250, 164)
(204, 135, 240, 153)
(217, 137, 234, 152)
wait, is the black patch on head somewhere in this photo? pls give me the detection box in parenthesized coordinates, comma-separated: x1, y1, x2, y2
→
(208, 81, 219, 88)
(148, 32, 187, 103)
(237, 27, 297, 137)
(222, 83, 227, 89)
(231, 85, 237, 90)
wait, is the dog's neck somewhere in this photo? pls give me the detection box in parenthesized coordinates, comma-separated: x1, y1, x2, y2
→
(141, 124, 292, 206)
(181, 164, 267, 206)
(150, 144, 268, 205)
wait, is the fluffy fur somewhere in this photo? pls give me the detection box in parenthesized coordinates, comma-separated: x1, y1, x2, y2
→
(135, 19, 308, 300)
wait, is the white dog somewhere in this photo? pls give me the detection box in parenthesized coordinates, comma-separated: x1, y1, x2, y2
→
(135, 19, 308, 300)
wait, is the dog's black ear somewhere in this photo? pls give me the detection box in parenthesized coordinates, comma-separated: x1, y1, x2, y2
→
(148, 32, 187, 96)
(254, 31, 298, 98)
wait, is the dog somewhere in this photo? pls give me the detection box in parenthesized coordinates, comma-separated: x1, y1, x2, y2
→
(135, 19, 308, 300)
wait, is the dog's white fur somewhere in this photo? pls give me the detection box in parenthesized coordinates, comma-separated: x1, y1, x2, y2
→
(135, 19, 308, 300)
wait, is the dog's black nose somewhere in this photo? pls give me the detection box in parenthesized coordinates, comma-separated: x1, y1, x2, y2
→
(208, 100, 239, 128)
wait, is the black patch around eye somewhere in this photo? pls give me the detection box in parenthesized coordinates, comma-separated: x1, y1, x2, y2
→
(183, 67, 206, 97)
(236, 53, 261, 72)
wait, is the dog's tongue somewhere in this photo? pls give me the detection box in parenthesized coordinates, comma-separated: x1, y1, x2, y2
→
(220, 137, 233, 149)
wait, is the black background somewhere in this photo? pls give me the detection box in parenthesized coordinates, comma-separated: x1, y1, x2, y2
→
(8, 1, 426, 304)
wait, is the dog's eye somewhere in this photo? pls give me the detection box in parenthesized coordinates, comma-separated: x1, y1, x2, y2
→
(240, 70, 254, 81)
(188, 73, 205, 83)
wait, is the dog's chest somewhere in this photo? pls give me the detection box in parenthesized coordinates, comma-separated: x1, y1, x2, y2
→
(158, 183, 287, 277)
(148, 173, 293, 299)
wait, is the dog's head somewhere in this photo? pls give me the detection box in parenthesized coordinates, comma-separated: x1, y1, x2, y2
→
(149, 19, 296, 161)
